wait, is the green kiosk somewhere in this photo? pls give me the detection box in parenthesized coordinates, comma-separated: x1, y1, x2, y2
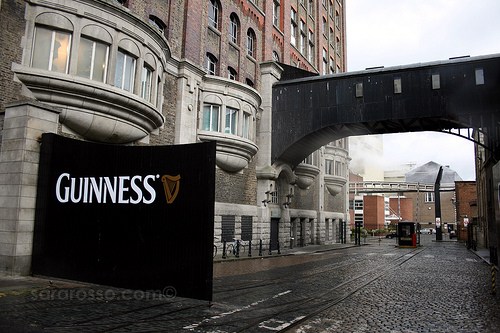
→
(397, 222, 417, 248)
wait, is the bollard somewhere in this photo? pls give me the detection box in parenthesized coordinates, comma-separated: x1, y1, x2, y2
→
(259, 239, 263, 256)
(222, 240, 227, 259)
(492, 265, 498, 295)
(235, 239, 240, 258)
(248, 240, 252, 257)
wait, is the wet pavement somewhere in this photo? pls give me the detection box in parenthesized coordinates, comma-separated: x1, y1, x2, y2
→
(0, 236, 498, 332)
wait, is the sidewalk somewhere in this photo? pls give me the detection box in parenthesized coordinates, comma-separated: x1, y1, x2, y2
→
(213, 241, 359, 262)
(471, 246, 492, 264)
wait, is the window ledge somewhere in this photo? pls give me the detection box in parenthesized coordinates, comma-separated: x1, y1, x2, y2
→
(324, 174, 347, 196)
(294, 163, 320, 189)
(198, 131, 258, 172)
(13, 64, 164, 143)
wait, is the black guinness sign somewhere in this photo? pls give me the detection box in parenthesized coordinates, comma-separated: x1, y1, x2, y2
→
(33, 134, 216, 301)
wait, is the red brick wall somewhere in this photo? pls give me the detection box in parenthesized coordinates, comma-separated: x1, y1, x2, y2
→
(455, 181, 477, 222)
(363, 196, 385, 230)
(389, 197, 414, 221)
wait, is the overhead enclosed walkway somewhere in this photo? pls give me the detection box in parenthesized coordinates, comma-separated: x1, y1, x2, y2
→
(272, 54, 500, 167)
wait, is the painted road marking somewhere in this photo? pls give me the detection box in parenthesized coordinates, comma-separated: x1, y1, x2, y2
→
(183, 290, 292, 330)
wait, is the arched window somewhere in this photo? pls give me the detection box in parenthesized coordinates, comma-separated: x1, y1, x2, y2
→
(246, 29, 256, 57)
(272, 51, 280, 62)
(229, 13, 239, 44)
(228, 66, 237, 80)
(149, 15, 166, 35)
(245, 78, 254, 87)
(208, 0, 219, 29)
(31, 13, 74, 74)
(206, 52, 218, 75)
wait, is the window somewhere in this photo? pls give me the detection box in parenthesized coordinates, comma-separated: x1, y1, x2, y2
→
(77, 37, 109, 82)
(272, 51, 280, 61)
(393, 77, 402, 94)
(229, 13, 239, 44)
(329, 57, 335, 74)
(203, 104, 220, 131)
(141, 65, 153, 102)
(322, 17, 327, 35)
(273, 0, 280, 28)
(115, 0, 128, 6)
(221, 215, 235, 242)
(325, 159, 333, 175)
(228, 67, 237, 80)
(241, 216, 253, 241)
(246, 78, 254, 87)
(225, 107, 238, 134)
(475, 68, 484, 85)
(206, 53, 217, 75)
(308, 30, 314, 63)
(308, 0, 314, 16)
(208, 0, 219, 29)
(335, 10, 340, 28)
(425, 192, 435, 203)
(322, 48, 327, 75)
(149, 15, 166, 34)
(246, 29, 255, 57)
(242, 112, 251, 139)
(329, 1, 334, 17)
(303, 152, 316, 166)
(115, 50, 136, 92)
(291, 8, 297, 45)
(336, 36, 341, 55)
(32, 26, 71, 73)
(334, 161, 343, 176)
(432, 74, 440, 89)
(300, 20, 306, 55)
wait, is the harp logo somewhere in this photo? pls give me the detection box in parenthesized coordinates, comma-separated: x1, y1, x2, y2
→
(161, 175, 181, 204)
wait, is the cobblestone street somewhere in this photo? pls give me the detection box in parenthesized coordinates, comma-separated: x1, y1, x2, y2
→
(0, 237, 499, 332)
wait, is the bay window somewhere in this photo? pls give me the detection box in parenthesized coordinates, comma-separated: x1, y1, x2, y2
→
(32, 26, 71, 73)
(203, 104, 221, 132)
(115, 50, 136, 92)
(141, 65, 153, 102)
(225, 107, 238, 134)
(77, 37, 109, 82)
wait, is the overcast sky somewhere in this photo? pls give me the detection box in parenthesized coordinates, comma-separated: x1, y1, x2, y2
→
(345, 0, 500, 181)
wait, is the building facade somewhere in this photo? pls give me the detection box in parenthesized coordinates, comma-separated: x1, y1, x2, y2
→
(0, 0, 348, 274)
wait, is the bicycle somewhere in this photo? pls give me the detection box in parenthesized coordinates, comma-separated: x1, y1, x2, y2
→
(225, 239, 246, 257)
(213, 236, 219, 258)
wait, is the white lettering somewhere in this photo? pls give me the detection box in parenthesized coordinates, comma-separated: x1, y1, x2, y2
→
(54, 173, 161, 205)
(142, 175, 156, 204)
(118, 176, 130, 204)
(56, 173, 70, 203)
(103, 177, 117, 203)
(129, 175, 142, 204)
(89, 178, 103, 203)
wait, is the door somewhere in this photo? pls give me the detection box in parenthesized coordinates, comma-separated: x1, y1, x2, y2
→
(270, 218, 279, 251)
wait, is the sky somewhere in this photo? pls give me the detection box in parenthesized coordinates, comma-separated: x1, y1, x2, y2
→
(345, 0, 500, 181)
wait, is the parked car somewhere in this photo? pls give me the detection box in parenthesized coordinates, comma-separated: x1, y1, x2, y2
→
(385, 232, 398, 239)
(419, 228, 433, 234)
(449, 230, 456, 239)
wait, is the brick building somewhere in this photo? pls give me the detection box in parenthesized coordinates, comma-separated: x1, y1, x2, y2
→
(0, 0, 348, 274)
(454, 181, 478, 241)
